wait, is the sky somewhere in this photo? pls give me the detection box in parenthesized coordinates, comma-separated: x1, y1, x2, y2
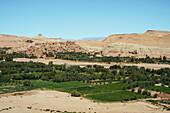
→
(0, 0, 170, 39)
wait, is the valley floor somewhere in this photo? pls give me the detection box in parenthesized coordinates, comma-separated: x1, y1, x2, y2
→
(14, 58, 170, 69)
(0, 90, 168, 113)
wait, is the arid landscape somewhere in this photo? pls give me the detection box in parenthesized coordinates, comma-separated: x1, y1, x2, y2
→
(1, 30, 170, 58)
(0, 31, 169, 113)
(0, 90, 169, 113)
(0, 0, 170, 113)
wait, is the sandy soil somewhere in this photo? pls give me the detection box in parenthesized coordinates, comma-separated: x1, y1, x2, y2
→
(14, 58, 170, 69)
(0, 90, 168, 113)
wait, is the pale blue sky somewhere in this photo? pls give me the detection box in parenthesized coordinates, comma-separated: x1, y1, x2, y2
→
(0, 0, 170, 39)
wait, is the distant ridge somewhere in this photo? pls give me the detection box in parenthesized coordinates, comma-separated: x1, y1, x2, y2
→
(79, 37, 106, 41)
(76, 30, 170, 57)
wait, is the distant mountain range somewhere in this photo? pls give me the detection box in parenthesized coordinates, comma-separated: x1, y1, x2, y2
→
(63, 37, 106, 41)
(79, 37, 106, 41)
(76, 30, 170, 57)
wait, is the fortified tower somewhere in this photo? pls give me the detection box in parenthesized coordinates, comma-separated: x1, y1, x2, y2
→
(38, 34, 42, 37)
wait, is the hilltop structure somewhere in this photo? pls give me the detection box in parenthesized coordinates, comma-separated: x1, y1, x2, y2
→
(0, 30, 169, 58)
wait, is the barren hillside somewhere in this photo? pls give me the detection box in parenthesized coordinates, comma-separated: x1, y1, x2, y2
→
(10, 41, 89, 58)
(1, 30, 170, 58)
(103, 30, 170, 47)
(0, 34, 29, 47)
(4, 34, 88, 57)
(76, 30, 170, 57)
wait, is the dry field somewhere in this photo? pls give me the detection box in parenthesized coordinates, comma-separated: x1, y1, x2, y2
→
(0, 90, 168, 113)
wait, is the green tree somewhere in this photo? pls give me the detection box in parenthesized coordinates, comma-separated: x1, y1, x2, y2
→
(23, 80, 32, 86)
(131, 88, 135, 92)
(130, 56, 135, 63)
(0, 56, 3, 61)
(5, 55, 13, 61)
(153, 93, 158, 98)
(48, 61, 53, 66)
(163, 56, 167, 62)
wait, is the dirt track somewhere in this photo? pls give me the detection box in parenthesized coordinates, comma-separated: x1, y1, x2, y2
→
(0, 90, 168, 113)
(14, 58, 170, 69)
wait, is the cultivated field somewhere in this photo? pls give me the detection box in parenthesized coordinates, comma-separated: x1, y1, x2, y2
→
(0, 59, 169, 113)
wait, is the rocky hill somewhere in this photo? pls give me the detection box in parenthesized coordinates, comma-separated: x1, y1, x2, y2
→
(0, 34, 29, 48)
(102, 30, 170, 47)
(1, 30, 170, 58)
(10, 41, 89, 58)
(3, 34, 90, 57)
(76, 30, 170, 57)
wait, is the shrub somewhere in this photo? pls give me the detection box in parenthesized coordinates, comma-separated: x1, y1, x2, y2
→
(125, 97, 129, 101)
(122, 86, 126, 90)
(0, 56, 3, 61)
(71, 90, 81, 97)
(142, 90, 148, 95)
(133, 95, 137, 100)
(130, 95, 137, 100)
(27, 106, 32, 109)
(23, 81, 32, 86)
(147, 92, 151, 96)
(140, 85, 144, 88)
(131, 88, 135, 92)
(153, 93, 158, 98)
(5, 55, 13, 61)
(48, 61, 53, 66)
(127, 85, 131, 89)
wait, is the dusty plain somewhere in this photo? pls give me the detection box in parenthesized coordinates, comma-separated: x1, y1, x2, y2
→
(0, 90, 169, 113)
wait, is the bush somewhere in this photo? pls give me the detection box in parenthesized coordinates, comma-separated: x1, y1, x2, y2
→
(122, 86, 126, 90)
(71, 90, 81, 97)
(138, 88, 142, 94)
(0, 56, 3, 61)
(130, 95, 137, 100)
(147, 92, 151, 96)
(131, 88, 135, 92)
(142, 90, 148, 95)
(133, 95, 137, 100)
(125, 97, 129, 101)
(23, 81, 32, 86)
(5, 55, 13, 61)
(153, 93, 158, 98)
